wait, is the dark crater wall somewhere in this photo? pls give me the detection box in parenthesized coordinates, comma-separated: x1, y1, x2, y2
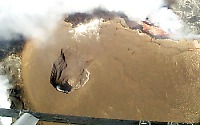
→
(0, 36, 25, 60)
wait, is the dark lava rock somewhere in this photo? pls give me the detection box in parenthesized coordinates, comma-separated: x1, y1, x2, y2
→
(65, 9, 120, 27)
(0, 54, 24, 109)
(0, 36, 25, 60)
(50, 48, 91, 93)
(9, 84, 24, 109)
(65, 9, 138, 28)
(65, 13, 93, 27)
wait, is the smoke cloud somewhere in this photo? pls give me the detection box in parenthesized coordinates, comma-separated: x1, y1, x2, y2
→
(0, 75, 12, 125)
(0, 0, 199, 41)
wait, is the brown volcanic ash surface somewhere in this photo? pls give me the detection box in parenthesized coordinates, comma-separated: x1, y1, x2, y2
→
(22, 19, 200, 124)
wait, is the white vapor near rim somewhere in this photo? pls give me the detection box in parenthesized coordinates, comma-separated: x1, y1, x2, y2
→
(0, 0, 198, 41)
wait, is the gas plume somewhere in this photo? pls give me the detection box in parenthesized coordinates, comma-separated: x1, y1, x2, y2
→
(0, 75, 12, 125)
(0, 0, 199, 41)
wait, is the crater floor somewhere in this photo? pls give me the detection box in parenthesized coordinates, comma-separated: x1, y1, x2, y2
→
(22, 19, 200, 124)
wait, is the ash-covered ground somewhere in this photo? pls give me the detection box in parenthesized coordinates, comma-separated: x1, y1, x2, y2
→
(22, 19, 200, 125)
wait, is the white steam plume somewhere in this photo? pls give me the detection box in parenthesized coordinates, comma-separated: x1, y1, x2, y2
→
(148, 7, 200, 40)
(0, 0, 67, 41)
(0, 75, 12, 125)
(0, 0, 199, 41)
